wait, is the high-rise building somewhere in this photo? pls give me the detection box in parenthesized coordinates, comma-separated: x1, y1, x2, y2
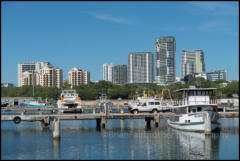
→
(21, 71, 38, 86)
(103, 63, 113, 82)
(156, 36, 176, 84)
(18, 62, 35, 87)
(181, 50, 205, 78)
(113, 64, 127, 85)
(39, 66, 62, 88)
(18, 61, 52, 87)
(206, 70, 227, 81)
(128, 52, 153, 84)
(68, 67, 90, 86)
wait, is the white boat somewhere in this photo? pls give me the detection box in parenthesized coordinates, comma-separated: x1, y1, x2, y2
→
(167, 86, 220, 134)
(57, 90, 82, 113)
(96, 94, 113, 113)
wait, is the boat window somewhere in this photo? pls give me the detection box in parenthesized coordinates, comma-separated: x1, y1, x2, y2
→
(192, 109, 196, 113)
(142, 103, 147, 106)
(197, 91, 201, 96)
(197, 107, 202, 112)
(149, 102, 154, 105)
(155, 102, 160, 105)
(189, 91, 194, 96)
(188, 108, 191, 113)
(202, 91, 205, 95)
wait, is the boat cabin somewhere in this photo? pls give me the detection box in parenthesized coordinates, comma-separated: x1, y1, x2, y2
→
(175, 86, 217, 106)
(61, 90, 78, 98)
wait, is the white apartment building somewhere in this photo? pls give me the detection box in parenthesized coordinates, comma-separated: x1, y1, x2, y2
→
(68, 67, 90, 86)
(21, 71, 38, 86)
(103, 63, 113, 82)
(39, 66, 62, 88)
(18, 61, 52, 87)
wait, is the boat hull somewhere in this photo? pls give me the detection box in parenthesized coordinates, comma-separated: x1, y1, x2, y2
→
(167, 119, 219, 133)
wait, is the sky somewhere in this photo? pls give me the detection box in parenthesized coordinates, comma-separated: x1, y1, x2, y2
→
(1, 1, 239, 86)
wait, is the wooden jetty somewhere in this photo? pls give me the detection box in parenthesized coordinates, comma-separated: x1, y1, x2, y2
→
(1, 106, 238, 140)
(1, 106, 172, 139)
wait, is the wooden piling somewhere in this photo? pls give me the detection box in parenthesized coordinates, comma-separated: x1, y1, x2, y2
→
(52, 118, 60, 140)
(101, 117, 106, 128)
(204, 112, 211, 135)
(120, 106, 124, 114)
(154, 114, 160, 127)
(43, 117, 50, 128)
(96, 117, 106, 128)
(145, 117, 151, 128)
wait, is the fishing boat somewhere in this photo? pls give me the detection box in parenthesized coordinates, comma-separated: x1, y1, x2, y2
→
(57, 90, 82, 113)
(167, 86, 220, 134)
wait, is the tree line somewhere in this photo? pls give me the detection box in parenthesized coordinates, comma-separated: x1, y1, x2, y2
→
(1, 78, 238, 100)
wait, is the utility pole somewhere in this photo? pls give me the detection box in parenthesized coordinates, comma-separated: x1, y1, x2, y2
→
(32, 70, 34, 98)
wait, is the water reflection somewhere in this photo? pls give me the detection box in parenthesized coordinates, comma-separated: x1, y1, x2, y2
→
(52, 139, 61, 159)
(1, 118, 238, 160)
(170, 128, 221, 160)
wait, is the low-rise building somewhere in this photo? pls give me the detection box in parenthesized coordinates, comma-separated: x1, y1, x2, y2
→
(1, 97, 35, 106)
(206, 70, 227, 81)
(1, 83, 14, 88)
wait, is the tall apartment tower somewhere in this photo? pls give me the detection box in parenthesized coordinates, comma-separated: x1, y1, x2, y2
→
(18, 61, 52, 87)
(103, 63, 113, 82)
(113, 64, 127, 85)
(128, 52, 153, 84)
(68, 67, 90, 86)
(39, 66, 62, 88)
(156, 36, 176, 84)
(181, 50, 205, 78)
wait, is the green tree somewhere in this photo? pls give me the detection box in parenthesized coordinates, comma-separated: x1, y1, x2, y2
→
(62, 80, 71, 89)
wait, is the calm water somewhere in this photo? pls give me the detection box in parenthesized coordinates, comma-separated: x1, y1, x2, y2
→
(1, 117, 239, 160)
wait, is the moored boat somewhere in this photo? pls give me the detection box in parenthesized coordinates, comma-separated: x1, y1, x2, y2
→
(167, 86, 220, 134)
(57, 90, 82, 113)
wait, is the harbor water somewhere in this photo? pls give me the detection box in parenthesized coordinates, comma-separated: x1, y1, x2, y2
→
(1, 118, 239, 160)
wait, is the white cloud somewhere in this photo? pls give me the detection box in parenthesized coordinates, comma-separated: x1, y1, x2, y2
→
(187, 2, 238, 16)
(89, 13, 132, 25)
(199, 20, 225, 31)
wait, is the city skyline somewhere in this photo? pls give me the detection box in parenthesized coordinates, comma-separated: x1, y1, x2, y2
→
(2, 1, 239, 85)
